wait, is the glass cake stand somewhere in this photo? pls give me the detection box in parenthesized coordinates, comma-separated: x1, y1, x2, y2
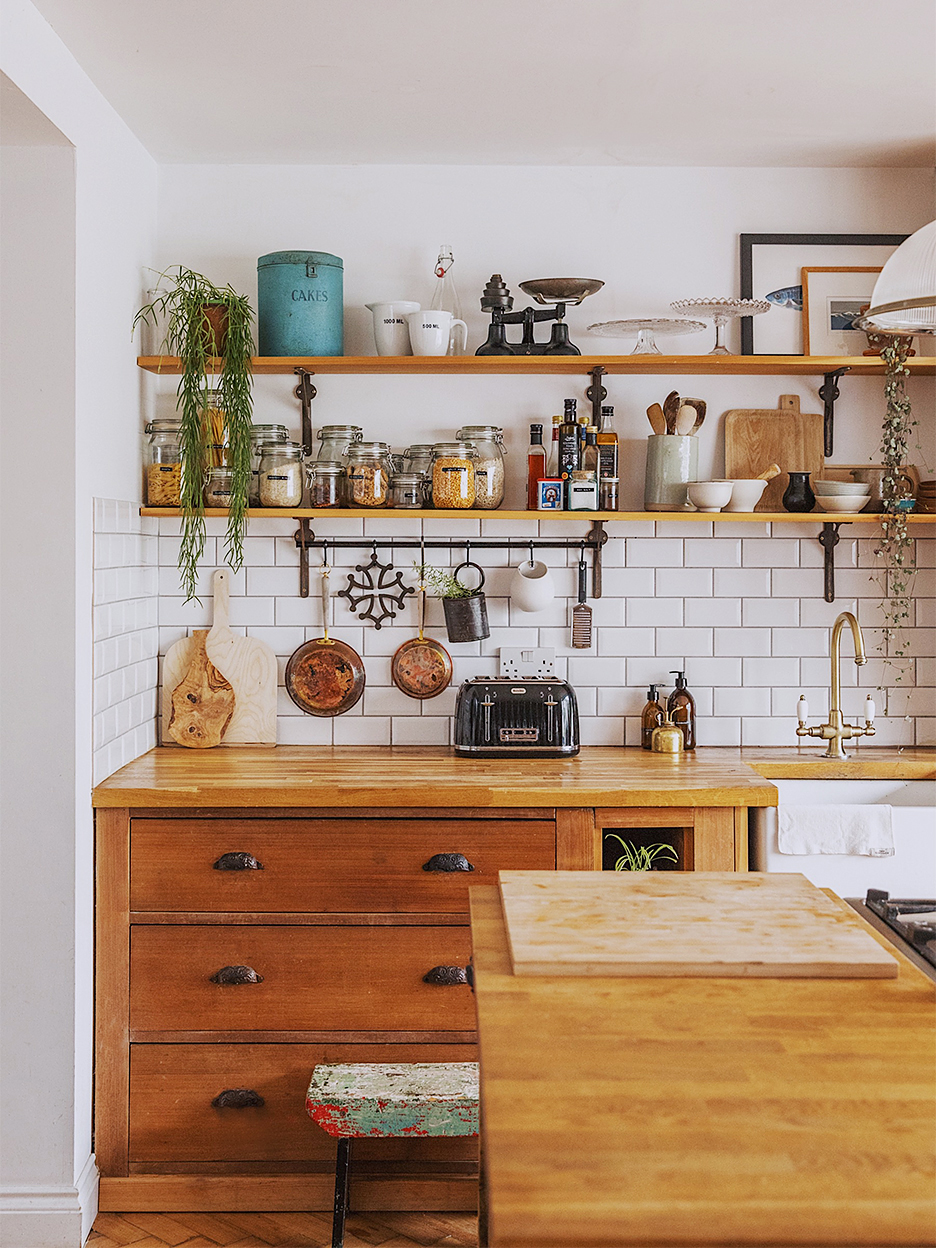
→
(587, 317, 706, 355)
(670, 298, 772, 354)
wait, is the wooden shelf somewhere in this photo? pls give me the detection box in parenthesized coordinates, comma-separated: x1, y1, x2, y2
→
(140, 507, 935, 523)
(137, 354, 936, 377)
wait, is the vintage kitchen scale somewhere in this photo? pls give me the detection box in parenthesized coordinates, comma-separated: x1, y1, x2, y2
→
(475, 275, 603, 355)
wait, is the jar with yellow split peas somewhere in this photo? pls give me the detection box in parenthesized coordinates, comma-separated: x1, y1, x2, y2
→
(145, 418, 183, 506)
(431, 442, 477, 509)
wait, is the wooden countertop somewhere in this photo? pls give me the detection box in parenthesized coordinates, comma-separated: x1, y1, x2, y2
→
(470, 883, 936, 1247)
(91, 746, 778, 809)
(734, 746, 935, 780)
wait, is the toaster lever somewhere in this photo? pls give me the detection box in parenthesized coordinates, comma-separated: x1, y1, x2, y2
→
(482, 694, 494, 742)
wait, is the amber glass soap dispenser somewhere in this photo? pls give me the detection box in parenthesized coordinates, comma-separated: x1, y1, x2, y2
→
(668, 670, 696, 751)
(640, 684, 665, 750)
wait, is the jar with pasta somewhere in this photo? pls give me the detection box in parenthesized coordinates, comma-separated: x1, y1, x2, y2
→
(455, 425, 505, 508)
(202, 390, 229, 468)
(204, 466, 234, 509)
(145, 418, 183, 506)
(346, 443, 391, 507)
(431, 442, 477, 509)
(259, 442, 305, 507)
(249, 424, 289, 504)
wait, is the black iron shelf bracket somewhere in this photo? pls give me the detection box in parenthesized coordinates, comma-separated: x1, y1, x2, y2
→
(817, 521, 849, 603)
(294, 521, 608, 601)
(818, 367, 850, 458)
(294, 367, 317, 459)
(585, 365, 607, 427)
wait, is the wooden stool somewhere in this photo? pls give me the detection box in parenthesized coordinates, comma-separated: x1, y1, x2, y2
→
(306, 1061, 480, 1248)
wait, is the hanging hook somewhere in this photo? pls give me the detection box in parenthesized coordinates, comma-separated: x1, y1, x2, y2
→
(529, 539, 535, 565)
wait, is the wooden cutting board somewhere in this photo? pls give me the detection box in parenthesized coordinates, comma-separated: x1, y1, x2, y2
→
(724, 394, 824, 511)
(166, 631, 235, 748)
(497, 871, 898, 978)
(162, 569, 277, 745)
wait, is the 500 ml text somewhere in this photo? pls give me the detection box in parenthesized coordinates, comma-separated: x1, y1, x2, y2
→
(291, 289, 329, 302)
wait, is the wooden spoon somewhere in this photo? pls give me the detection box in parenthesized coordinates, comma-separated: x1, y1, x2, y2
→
(662, 390, 681, 434)
(675, 404, 697, 435)
(646, 403, 666, 435)
(680, 397, 706, 434)
(756, 463, 781, 481)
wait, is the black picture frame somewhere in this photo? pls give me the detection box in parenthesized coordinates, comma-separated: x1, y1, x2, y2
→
(739, 233, 908, 355)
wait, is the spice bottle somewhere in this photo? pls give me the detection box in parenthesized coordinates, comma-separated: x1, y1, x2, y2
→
(568, 470, 598, 510)
(145, 418, 183, 506)
(667, 670, 696, 751)
(259, 442, 304, 507)
(641, 684, 665, 750)
(526, 424, 547, 510)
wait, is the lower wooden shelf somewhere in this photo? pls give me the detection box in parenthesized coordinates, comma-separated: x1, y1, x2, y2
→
(139, 506, 935, 523)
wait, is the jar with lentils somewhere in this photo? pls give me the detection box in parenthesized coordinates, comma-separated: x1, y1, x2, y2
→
(346, 442, 391, 507)
(431, 442, 477, 509)
(456, 425, 506, 508)
(249, 423, 289, 504)
(259, 442, 305, 507)
(145, 418, 183, 506)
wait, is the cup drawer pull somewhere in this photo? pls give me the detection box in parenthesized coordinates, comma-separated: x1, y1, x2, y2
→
(423, 965, 469, 986)
(422, 853, 475, 873)
(213, 852, 264, 871)
(209, 964, 264, 985)
(211, 1088, 265, 1109)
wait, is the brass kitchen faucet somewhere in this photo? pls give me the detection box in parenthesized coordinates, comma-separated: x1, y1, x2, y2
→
(796, 611, 877, 760)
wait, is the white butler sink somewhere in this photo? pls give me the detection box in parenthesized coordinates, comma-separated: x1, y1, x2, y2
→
(751, 779, 936, 898)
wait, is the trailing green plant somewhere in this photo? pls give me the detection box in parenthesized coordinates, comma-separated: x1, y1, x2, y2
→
(134, 267, 254, 601)
(414, 562, 480, 599)
(871, 340, 917, 686)
(606, 835, 679, 872)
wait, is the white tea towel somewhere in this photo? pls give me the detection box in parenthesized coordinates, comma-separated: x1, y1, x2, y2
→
(778, 805, 895, 857)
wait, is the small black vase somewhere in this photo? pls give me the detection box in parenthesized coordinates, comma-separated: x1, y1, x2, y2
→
(443, 593, 490, 644)
(782, 471, 816, 513)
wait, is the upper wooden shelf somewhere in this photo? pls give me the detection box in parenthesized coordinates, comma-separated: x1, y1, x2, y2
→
(137, 354, 936, 377)
(139, 507, 935, 523)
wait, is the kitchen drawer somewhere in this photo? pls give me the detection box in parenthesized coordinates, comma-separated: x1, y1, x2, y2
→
(129, 1042, 478, 1163)
(130, 818, 555, 913)
(130, 925, 475, 1032)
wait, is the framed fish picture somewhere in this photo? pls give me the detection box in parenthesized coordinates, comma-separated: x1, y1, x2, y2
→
(738, 233, 907, 355)
(802, 267, 881, 356)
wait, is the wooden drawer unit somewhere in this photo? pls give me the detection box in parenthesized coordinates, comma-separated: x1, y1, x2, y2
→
(130, 1043, 478, 1164)
(130, 924, 476, 1033)
(130, 817, 556, 913)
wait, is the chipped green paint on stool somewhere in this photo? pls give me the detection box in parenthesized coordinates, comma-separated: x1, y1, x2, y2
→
(306, 1062, 479, 1139)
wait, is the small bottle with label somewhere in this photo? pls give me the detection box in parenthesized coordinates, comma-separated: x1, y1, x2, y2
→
(582, 425, 600, 478)
(568, 470, 598, 510)
(597, 404, 619, 481)
(547, 414, 561, 477)
(640, 684, 665, 750)
(527, 424, 547, 510)
(667, 670, 696, 751)
(558, 398, 581, 506)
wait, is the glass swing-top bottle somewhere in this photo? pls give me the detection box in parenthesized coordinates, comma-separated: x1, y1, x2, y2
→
(430, 245, 463, 354)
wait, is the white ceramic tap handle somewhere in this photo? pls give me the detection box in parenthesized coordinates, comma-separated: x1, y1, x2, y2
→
(797, 695, 809, 724)
(864, 694, 876, 724)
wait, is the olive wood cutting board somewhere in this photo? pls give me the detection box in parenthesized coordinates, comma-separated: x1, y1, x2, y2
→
(497, 870, 898, 978)
(724, 394, 824, 511)
(162, 569, 277, 745)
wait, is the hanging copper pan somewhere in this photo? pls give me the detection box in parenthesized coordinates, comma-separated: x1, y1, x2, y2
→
(392, 586, 453, 699)
(285, 559, 365, 716)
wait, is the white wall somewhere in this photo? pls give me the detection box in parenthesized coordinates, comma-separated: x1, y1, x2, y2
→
(0, 3, 156, 1243)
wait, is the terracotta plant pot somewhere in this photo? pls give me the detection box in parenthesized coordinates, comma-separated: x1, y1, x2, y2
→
(201, 303, 229, 355)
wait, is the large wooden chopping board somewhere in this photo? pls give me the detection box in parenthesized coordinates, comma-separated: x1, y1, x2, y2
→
(497, 871, 897, 978)
(724, 394, 824, 511)
(162, 569, 277, 745)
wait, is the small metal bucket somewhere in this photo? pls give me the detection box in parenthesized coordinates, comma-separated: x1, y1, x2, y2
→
(443, 593, 490, 644)
(257, 251, 343, 356)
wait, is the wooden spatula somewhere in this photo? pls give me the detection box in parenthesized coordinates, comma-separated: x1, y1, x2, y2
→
(571, 554, 593, 649)
(756, 463, 781, 481)
(647, 403, 666, 434)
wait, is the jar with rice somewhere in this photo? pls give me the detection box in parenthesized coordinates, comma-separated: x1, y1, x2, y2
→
(259, 441, 305, 507)
(249, 423, 289, 504)
(455, 425, 505, 508)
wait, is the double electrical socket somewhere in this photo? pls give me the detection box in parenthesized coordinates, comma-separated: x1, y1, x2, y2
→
(498, 647, 556, 679)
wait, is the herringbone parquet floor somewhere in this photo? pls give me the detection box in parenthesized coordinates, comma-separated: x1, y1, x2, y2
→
(88, 1210, 478, 1248)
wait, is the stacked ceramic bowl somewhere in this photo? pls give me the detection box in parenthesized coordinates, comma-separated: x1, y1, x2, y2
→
(813, 479, 872, 513)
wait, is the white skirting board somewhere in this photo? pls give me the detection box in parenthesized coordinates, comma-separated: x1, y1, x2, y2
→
(0, 1153, 98, 1247)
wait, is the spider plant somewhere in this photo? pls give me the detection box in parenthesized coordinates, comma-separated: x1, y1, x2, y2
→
(606, 835, 679, 872)
(134, 267, 254, 601)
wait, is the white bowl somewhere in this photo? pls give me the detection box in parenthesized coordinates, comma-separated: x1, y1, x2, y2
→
(723, 479, 768, 512)
(687, 481, 734, 512)
(813, 479, 872, 496)
(815, 495, 871, 513)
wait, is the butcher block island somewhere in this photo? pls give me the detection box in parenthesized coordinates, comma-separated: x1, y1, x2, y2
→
(91, 746, 775, 1214)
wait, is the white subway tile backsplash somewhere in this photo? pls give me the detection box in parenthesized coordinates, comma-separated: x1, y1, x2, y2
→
(771, 627, 829, 657)
(656, 628, 713, 657)
(333, 716, 391, 745)
(579, 717, 625, 746)
(391, 716, 451, 745)
(741, 598, 798, 628)
(742, 539, 798, 567)
(715, 686, 775, 717)
(684, 539, 741, 567)
(714, 628, 771, 657)
(625, 598, 682, 627)
(567, 657, 626, 685)
(697, 717, 742, 746)
(601, 568, 656, 597)
(684, 598, 740, 628)
(655, 568, 713, 597)
(743, 657, 800, 687)
(713, 567, 770, 598)
(626, 538, 683, 566)
(596, 629, 656, 656)
(770, 568, 823, 598)
(277, 717, 335, 745)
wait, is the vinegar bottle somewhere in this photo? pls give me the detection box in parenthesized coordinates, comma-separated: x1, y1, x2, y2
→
(527, 424, 547, 509)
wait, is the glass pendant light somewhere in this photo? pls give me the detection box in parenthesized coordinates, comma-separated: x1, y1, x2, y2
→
(860, 219, 936, 335)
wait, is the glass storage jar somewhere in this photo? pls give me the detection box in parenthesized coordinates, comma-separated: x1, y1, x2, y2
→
(259, 441, 305, 507)
(431, 442, 477, 509)
(316, 425, 363, 463)
(204, 466, 235, 508)
(403, 445, 435, 502)
(568, 469, 599, 511)
(389, 472, 426, 509)
(456, 425, 506, 508)
(308, 461, 345, 508)
(145, 418, 183, 506)
(346, 442, 391, 507)
(249, 423, 289, 504)
(202, 389, 228, 467)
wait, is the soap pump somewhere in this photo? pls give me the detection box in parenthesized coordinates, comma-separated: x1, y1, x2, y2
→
(667, 670, 696, 751)
(640, 684, 665, 750)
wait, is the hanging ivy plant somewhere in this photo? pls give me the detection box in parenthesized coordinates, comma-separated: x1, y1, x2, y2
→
(134, 268, 254, 601)
(871, 340, 917, 686)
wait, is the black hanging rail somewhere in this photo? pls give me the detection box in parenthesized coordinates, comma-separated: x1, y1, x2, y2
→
(294, 520, 608, 601)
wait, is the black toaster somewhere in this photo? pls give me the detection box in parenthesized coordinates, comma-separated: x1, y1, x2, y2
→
(453, 677, 580, 757)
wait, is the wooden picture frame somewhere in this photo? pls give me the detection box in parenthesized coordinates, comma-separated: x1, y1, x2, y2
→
(801, 266, 882, 355)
